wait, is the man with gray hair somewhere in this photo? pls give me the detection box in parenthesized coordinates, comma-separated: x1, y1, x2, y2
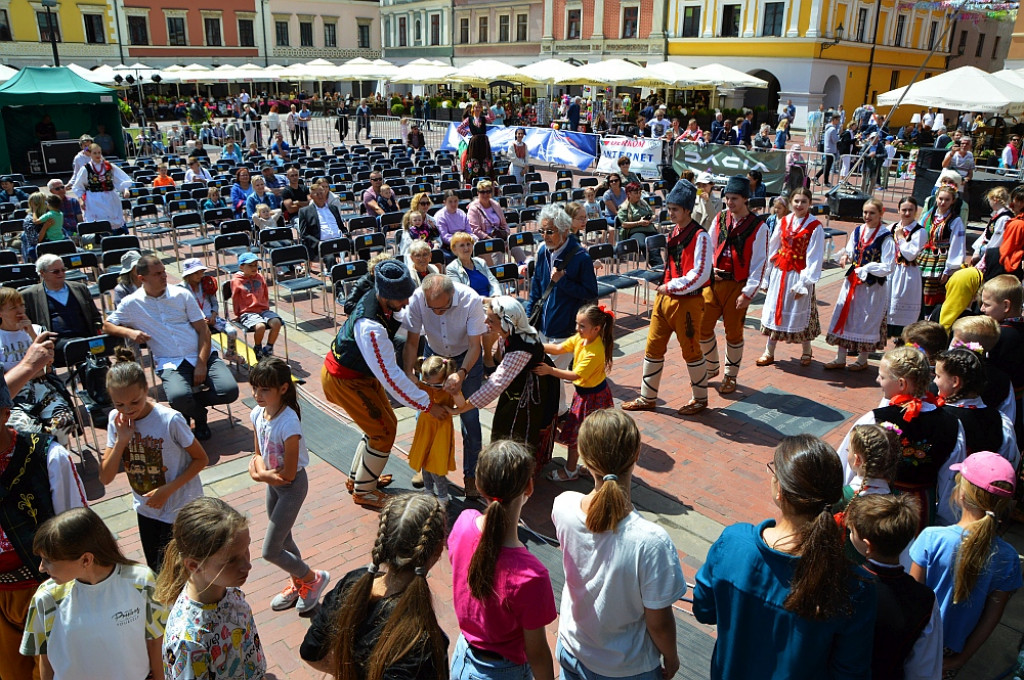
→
(22, 253, 102, 363)
(401, 274, 487, 497)
(526, 204, 598, 423)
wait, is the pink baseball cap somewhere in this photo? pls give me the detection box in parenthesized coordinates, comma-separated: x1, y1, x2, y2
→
(950, 452, 1016, 498)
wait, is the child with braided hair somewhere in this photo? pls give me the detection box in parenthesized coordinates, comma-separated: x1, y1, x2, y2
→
(950, 315, 1013, 419)
(838, 423, 902, 508)
(935, 347, 1019, 465)
(449, 440, 557, 679)
(300, 494, 449, 679)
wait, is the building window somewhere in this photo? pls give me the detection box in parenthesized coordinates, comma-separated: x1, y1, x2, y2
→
(566, 9, 581, 39)
(358, 22, 370, 48)
(299, 21, 313, 46)
(890, 70, 899, 90)
(856, 7, 868, 42)
(957, 30, 967, 55)
(460, 17, 469, 43)
(415, 19, 421, 42)
(0, 9, 10, 41)
(398, 17, 407, 46)
(238, 19, 255, 47)
(622, 6, 639, 38)
(721, 4, 740, 37)
(324, 22, 336, 47)
(976, 33, 986, 57)
(36, 11, 60, 42)
(478, 16, 488, 42)
(167, 17, 186, 46)
(430, 14, 440, 45)
(928, 21, 937, 49)
(83, 14, 105, 43)
(762, 2, 784, 37)
(516, 14, 527, 41)
(681, 6, 700, 37)
(499, 15, 510, 41)
(127, 15, 148, 45)
(204, 17, 222, 46)
(275, 20, 289, 46)
(894, 14, 905, 46)
(993, 35, 1001, 59)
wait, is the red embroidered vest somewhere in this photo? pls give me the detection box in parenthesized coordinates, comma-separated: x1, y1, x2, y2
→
(771, 215, 820, 273)
(712, 211, 763, 281)
(663, 221, 706, 292)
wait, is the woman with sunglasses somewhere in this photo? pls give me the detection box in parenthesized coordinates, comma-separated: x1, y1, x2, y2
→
(410, 192, 438, 233)
(469, 180, 522, 265)
(617, 182, 661, 266)
(602, 173, 628, 226)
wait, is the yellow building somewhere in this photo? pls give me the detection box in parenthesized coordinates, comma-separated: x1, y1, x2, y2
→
(1, 0, 122, 67)
(666, 0, 1011, 128)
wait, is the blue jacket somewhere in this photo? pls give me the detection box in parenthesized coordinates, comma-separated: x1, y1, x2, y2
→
(526, 236, 598, 339)
(245, 190, 280, 218)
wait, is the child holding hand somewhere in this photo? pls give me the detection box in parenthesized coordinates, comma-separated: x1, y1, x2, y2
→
(536, 303, 616, 482)
(407, 355, 462, 505)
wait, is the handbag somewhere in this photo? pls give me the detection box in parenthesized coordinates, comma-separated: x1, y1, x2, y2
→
(529, 246, 580, 328)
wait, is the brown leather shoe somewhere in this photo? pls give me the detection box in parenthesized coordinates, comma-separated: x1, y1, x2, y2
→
(463, 475, 480, 499)
(622, 396, 657, 411)
(411, 470, 424, 488)
(346, 474, 393, 495)
(352, 489, 388, 509)
(755, 354, 775, 366)
(718, 376, 738, 394)
(676, 399, 708, 416)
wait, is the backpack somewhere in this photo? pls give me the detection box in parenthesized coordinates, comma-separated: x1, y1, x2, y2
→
(76, 354, 112, 413)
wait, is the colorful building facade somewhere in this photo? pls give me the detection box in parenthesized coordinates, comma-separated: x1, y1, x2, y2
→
(1, 0, 121, 66)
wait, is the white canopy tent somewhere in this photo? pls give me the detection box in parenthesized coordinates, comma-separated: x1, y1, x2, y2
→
(450, 59, 529, 85)
(556, 59, 650, 87)
(65, 63, 113, 84)
(0, 65, 16, 83)
(388, 59, 457, 85)
(518, 59, 582, 86)
(877, 66, 1024, 114)
(644, 61, 707, 88)
(689, 63, 768, 89)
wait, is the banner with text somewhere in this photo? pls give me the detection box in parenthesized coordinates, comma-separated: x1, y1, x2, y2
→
(673, 144, 787, 193)
(597, 137, 664, 179)
(439, 124, 600, 171)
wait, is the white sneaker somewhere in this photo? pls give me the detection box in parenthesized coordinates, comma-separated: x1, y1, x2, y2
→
(270, 579, 301, 611)
(296, 570, 330, 616)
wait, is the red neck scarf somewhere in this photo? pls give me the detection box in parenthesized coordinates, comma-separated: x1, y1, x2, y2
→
(888, 393, 943, 421)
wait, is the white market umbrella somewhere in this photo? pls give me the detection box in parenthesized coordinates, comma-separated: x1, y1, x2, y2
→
(234, 62, 276, 82)
(389, 61, 457, 85)
(335, 57, 395, 81)
(66, 63, 113, 84)
(645, 61, 706, 88)
(370, 59, 398, 79)
(113, 62, 160, 81)
(877, 66, 1024, 114)
(450, 59, 528, 85)
(177, 63, 222, 84)
(555, 59, 658, 87)
(518, 59, 581, 86)
(992, 68, 1024, 92)
(0, 64, 16, 83)
(690, 63, 767, 89)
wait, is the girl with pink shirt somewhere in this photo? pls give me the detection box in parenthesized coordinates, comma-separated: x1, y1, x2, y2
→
(449, 440, 557, 679)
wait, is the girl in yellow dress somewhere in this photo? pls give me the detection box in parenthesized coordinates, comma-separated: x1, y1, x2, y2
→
(408, 356, 465, 505)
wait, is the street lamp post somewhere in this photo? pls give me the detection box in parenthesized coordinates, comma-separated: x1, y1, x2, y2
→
(41, 0, 60, 67)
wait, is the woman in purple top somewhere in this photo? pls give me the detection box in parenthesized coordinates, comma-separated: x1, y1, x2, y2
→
(436, 190, 472, 249)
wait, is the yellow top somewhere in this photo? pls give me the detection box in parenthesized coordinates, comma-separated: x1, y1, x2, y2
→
(560, 334, 607, 388)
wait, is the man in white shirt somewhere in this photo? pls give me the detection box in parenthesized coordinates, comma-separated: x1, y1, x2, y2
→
(103, 255, 239, 440)
(402, 275, 486, 496)
(649, 107, 670, 139)
(184, 158, 212, 185)
(298, 184, 347, 267)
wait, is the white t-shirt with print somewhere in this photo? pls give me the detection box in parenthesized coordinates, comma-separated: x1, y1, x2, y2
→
(249, 405, 308, 470)
(20, 563, 166, 680)
(106, 402, 202, 523)
(0, 324, 42, 372)
(551, 491, 687, 676)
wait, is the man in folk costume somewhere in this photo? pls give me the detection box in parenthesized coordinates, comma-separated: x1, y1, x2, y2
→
(321, 260, 450, 509)
(699, 175, 769, 395)
(756, 188, 824, 367)
(623, 180, 713, 415)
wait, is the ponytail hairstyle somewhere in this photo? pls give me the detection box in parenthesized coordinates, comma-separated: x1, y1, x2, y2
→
(953, 472, 1014, 604)
(935, 348, 987, 402)
(106, 345, 148, 392)
(154, 497, 248, 604)
(415, 355, 457, 385)
(331, 494, 447, 680)
(882, 346, 932, 398)
(848, 423, 901, 485)
(772, 434, 849, 620)
(577, 409, 641, 533)
(469, 440, 535, 600)
(578, 303, 615, 368)
(248, 356, 300, 419)
(33, 507, 134, 567)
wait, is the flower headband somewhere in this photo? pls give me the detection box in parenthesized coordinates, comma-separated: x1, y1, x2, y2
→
(950, 339, 985, 356)
(879, 422, 903, 437)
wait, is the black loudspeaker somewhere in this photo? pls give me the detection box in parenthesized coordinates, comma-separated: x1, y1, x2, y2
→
(913, 168, 1015, 222)
(827, 189, 871, 220)
(915, 147, 947, 172)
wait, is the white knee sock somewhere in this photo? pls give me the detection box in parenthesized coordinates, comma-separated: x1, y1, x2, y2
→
(725, 342, 744, 378)
(351, 437, 391, 494)
(765, 339, 778, 356)
(639, 358, 664, 401)
(688, 359, 709, 401)
(700, 337, 719, 375)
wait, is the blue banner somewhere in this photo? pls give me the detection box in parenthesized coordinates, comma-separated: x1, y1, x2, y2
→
(439, 124, 599, 171)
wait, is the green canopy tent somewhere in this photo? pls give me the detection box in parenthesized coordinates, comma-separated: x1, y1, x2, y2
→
(0, 66, 124, 174)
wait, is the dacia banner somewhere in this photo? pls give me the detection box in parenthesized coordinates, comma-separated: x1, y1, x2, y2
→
(439, 124, 600, 171)
(673, 144, 787, 193)
(596, 137, 664, 179)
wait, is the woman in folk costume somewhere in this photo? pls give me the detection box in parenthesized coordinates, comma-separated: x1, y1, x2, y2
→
(917, 185, 966, 315)
(887, 196, 927, 338)
(825, 197, 895, 371)
(756, 188, 823, 368)
(69, 143, 133, 234)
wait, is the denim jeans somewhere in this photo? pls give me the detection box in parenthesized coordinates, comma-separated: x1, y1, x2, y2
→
(424, 346, 483, 477)
(451, 634, 532, 680)
(556, 641, 662, 680)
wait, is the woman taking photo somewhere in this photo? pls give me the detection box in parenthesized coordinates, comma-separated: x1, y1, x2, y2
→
(692, 434, 876, 679)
